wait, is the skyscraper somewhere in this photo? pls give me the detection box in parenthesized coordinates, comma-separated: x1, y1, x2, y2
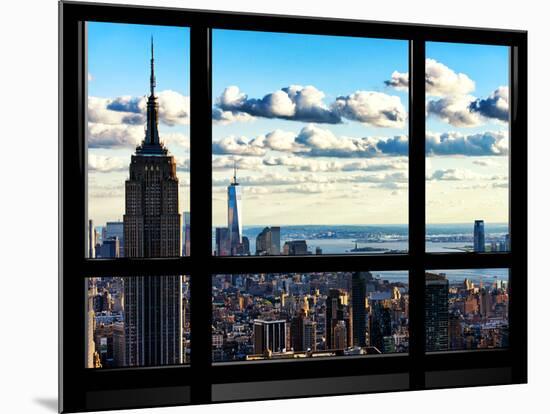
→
(88, 219, 95, 258)
(215, 227, 230, 256)
(352, 271, 368, 347)
(255, 226, 281, 255)
(370, 301, 392, 352)
(104, 221, 124, 257)
(425, 272, 449, 352)
(182, 212, 191, 256)
(474, 220, 485, 253)
(253, 320, 286, 355)
(325, 289, 351, 350)
(283, 240, 308, 255)
(228, 165, 242, 255)
(123, 38, 183, 367)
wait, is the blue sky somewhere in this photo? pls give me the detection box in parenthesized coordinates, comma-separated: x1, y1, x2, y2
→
(88, 22, 190, 97)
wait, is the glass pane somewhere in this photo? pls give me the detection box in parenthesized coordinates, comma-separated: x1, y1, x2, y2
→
(212, 30, 409, 256)
(424, 42, 510, 252)
(212, 271, 409, 362)
(86, 22, 191, 258)
(425, 269, 509, 352)
(85, 275, 191, 368)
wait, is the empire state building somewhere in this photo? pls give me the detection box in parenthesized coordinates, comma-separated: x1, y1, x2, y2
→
(123, 38, 183, 366)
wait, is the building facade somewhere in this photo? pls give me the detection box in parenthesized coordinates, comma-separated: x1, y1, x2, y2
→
(123, 39, 183, 367)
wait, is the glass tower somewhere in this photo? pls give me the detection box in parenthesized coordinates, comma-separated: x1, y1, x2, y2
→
(227, 165, 242, 254)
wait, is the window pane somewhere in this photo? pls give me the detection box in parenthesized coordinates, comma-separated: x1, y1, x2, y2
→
(425, 269, 509, 352)
(212, 271, 409, 362)
(212, 30, 409, 256)
(86, 22, 191, 258)
(85, 275, 191, 368)
(425, 42, 510, 252)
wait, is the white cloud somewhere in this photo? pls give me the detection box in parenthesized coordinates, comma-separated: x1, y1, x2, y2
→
(90, 90, 190, 126)
(427, 94, 481, 127)
(88, 154, 126, 173)
(425, 58, 475, 97)
(332, 91, 407, 128)
(212, 156, 264, 171)
(470, 86, 509, 122)
(88, 122, 143, 148)
(384, 71, 408, 91)
(426, 130, 508, 156)
(214, 85, 407, 127)
(212, 135, 267, 156)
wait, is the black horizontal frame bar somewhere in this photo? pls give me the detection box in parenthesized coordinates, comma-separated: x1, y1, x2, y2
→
(62, 1, 526, 45)
(79, 253, 514, 277)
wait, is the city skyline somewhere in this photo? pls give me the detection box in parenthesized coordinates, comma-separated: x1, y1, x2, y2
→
(86, 23, 509, 229)
(212, 32, 509, 226)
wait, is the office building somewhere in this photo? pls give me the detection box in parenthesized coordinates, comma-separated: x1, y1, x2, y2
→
(227, 165, 242, 255)
(256, 226, 281, 255)
(182, 212, 190, 256)
(97, 237, 120, 258)
(283, 240, 308, 255)
(123, 39, 183, 367)
(352, 271, 368, 347)
(473, 220, 485, 253)
(253, 320, 286, 354)
(103, 221, 124, 257)
(425, 272, 449, 352)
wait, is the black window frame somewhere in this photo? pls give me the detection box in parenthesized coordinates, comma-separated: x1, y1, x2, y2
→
(59, 1, 527, 412)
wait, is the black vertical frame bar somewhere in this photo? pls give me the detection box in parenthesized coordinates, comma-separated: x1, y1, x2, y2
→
(60, 12, 87, 413)
(509, 39, 527, 383)
(408, 38, 426, 390)
(189, 24, 213, 404)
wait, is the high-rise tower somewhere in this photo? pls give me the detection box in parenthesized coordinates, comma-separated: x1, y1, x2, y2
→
(473, 220, 485, 253)
(123, 38, 183, 367)
(351, 271, 368, 347)
(227, 163, 243, 254)
(425, 272, 449, 352)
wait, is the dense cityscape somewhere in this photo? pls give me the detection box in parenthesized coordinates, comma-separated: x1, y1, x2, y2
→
(85, 37, 510, 369)
(425, 269, 509, 351)
(212, 271, 409, 362)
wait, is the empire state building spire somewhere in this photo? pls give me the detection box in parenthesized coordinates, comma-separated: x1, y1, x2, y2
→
(138, 36, 165, 154)
(150, 36, 156, 96)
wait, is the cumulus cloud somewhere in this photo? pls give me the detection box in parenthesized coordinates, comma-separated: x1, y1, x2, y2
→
(385, 60, 507, 127)
(215, 85, 339, 124)
(425, 58, 475, 97)
(212, 135, 266, 156)
(88, 123, 143, 148)
(426, 130, 508, 156)
(428, 168, 480, 181)
(262, 155, 407, 173)
(332, 91, 407, 128)
(88, 154, 126, 173)
(214, 85, 407, 127)
(212, 156, 264, 171)
(469, 86, 509, 122)
(90, 90, 190, 126)
(212, 107, 255, 125)
(105, 90, 190, 126)
(88, 122, 188, 150)
(427, 95, 481, 127)
(384, 71, 409, 91)
(384, 59, 475, 97)
(213, 125, 408, 158)
(294, 125, 408, 157)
